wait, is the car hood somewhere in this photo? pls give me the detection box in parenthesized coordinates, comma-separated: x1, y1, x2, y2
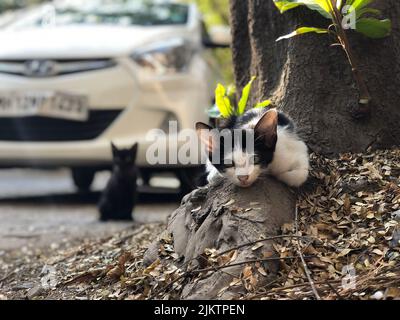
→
(0, 25, 189, 59)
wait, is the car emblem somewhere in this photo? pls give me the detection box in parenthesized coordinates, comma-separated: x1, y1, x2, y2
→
(24, 60, 58, 77)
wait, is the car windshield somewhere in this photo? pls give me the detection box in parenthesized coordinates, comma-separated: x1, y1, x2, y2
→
(11, 0, 189, 28)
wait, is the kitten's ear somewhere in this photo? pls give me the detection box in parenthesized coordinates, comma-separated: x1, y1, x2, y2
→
(130, 143, 138, 160)
(196, 122, 216, 154)
(254, 109, 278, 148)
(111, 142, 118, 156)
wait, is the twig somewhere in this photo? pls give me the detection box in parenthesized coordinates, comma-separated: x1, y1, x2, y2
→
(149, 228, 317, 299)
(214, 235, 315, 258)
(62, 269, 106, 286)
(0, 271, 15, 282)
(171, 234, 315, 276)
(149, 274, 186, 300)
(113, 225, 148, 244)
(294, 206, 321, 300)
(326, 281, 343, 300)
(327, 0, 371, 113)
(3, 234, 40, 239)
(269, 279, 342, 293)
(246, 278, 281, 300)
(190, 256, 310, 274)
(149, 255, 313, 299)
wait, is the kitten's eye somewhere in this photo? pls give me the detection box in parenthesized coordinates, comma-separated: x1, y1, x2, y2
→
(253, 155, 261, 164)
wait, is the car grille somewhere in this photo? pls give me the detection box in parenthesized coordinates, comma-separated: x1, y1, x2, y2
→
(0, 110, 122, 142)
(0, 58, 116, 77)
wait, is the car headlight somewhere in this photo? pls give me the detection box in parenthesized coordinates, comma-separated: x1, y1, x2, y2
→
(131, 38, 195, 75)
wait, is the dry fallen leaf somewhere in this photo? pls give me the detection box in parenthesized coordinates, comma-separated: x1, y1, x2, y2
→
(386, 287, 400, 299)
(223, 199, 235, 207)
(251, 243, 264, 251)
(217, 250, 238, 265)
(242, 265, 252, 279)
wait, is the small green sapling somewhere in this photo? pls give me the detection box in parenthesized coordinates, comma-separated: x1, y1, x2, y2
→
(210, 77, 272, 119)
(273, 0, 391, 117)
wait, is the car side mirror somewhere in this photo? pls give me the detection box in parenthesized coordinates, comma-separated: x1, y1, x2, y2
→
(203, 25, 231, 49)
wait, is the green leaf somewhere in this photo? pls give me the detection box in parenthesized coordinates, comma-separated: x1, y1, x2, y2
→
(273, 1, 303, 13)
(314, 0, 332, 13)
(254, 100, 272, 109)
(276, 26, 328, 41)
(347, 0, 374, 12)
(215, 83, 233, 118)
(273, 0, 333, 19)
(237, 76, 256, 115)
(356, 18, 391, 39)
(356, 7, 381, 19)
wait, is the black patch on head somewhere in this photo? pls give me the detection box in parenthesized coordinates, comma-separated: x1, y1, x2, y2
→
(235, 110, 261, 128)
(278, 112, 295, 131)
(218, 114, 238, 130)
(219, 110, 261, 130)
(254, 131, 276, 168)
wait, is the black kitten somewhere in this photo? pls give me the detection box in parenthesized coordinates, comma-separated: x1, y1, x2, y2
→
(98, 142, 138, 221)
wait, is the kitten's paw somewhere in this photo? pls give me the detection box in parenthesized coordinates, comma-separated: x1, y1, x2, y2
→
(191, 186, 209, 199)
(277, 168, 309, 187)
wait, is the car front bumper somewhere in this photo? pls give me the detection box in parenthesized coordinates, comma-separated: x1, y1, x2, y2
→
(0, 57, 210, 167)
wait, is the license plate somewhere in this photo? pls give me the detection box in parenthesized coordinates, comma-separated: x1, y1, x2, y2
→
(0, 91, 89, 121)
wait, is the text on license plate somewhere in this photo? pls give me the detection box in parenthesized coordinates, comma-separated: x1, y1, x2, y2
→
(0, 91, 89, 121)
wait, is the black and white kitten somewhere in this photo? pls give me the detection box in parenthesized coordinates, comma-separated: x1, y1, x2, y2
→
(196, 108, 309, 188)
(98, 142, 138, 221)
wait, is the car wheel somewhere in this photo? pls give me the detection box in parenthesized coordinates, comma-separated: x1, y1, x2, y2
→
(177, 166, 206, 195)
(71, 168, 96, 192)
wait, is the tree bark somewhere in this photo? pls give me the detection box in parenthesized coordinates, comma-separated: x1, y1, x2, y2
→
(230, 0, 400, 155)
(144, 178, 295, 299)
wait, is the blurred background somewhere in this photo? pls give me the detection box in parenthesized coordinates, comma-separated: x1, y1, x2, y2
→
(0, 0, 232, 251)
(0, 0, 232, 80)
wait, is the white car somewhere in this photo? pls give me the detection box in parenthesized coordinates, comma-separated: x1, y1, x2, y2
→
(0, 0, 229, 191)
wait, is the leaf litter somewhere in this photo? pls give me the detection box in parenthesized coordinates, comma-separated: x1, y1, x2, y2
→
(0, 149, 399, 300)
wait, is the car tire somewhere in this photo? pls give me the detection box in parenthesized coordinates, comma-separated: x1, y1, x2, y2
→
(71, 168, 96, 192)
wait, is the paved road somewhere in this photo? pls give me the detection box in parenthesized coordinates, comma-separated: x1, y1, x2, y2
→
(0, 169, 181, 251)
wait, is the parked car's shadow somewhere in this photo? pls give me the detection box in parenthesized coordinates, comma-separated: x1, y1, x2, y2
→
(0, 185, 183, 205)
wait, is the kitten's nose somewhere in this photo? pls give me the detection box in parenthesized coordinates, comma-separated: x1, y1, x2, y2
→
(238, 175, 249, 183)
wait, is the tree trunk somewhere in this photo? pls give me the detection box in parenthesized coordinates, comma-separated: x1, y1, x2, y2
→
(230, 0, 400, 155)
